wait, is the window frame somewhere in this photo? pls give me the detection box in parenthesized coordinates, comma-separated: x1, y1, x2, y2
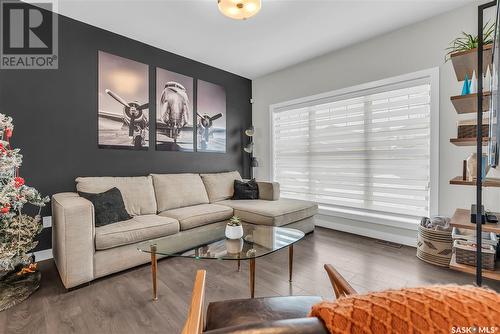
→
(269, 68, 439, 224)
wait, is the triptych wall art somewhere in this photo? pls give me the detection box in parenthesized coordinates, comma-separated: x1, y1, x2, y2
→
(97, 51, 226, 153)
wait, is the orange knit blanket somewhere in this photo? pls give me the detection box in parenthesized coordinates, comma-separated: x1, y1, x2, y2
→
(310, 285, 500, 334)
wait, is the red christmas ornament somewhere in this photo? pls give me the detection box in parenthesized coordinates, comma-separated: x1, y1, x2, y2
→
(14, 177, 25, 188)
(1, 203, 10, 214)
(5, 128, 12, 139)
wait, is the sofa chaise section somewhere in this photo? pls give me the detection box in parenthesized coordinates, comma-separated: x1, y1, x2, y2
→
(217, 198, 318, 228)
(200, 171, 317, 233)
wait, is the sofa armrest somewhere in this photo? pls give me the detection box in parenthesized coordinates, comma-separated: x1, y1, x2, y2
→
(257, 181, 280, 201)
(52, 192, 95, 289)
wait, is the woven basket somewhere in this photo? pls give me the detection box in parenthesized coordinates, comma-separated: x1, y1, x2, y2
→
(453, 240, 496, 270)
(451, 227, 498, 246)
(416, 224, 453, 267)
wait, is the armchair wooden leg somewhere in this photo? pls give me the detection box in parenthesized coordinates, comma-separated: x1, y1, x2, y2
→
(324, 264, 357, 298)
(289, 244, 293, 283)
(182, 270, 206, 334)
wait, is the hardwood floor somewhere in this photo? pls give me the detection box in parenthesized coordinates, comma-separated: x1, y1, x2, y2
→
(1, 227, 498, 334)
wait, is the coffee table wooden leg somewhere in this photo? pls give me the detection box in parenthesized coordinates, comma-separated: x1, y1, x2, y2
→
(151, 244, 158, 301)
(289, 244, 293, 283)
(237, 259, 241, 272)
(249, 258, 255, 298)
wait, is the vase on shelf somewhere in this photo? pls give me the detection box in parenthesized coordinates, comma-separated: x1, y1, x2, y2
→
(485, 67, 492, 91)
(466, 153, 490, 181)
(461, 73, 471, 95)
(470, 70, 477, 93)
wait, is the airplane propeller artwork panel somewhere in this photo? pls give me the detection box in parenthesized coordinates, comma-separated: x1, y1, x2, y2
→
(98, 51, 149, 150)
(197, 79, 226, 153)
(156, 68, 195, 152)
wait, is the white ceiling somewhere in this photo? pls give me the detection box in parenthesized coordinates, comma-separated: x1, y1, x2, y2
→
(52, 0, 474, 79)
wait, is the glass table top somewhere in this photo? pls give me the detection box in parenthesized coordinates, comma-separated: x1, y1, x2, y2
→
(137, 223, 305, 260)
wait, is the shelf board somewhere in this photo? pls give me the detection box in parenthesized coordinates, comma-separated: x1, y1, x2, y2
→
(450, 176, 500, 187)
(450, 92, 491, 114)
(450, 208, 500, 233)
(450, 44, 493, 81)
(450, 137, 488, 146)
(449, 254, 500, 281)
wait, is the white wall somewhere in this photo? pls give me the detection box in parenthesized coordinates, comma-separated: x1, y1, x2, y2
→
(252, 2, 500, 244)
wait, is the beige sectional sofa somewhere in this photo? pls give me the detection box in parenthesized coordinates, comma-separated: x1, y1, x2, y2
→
(51, 171, 317, 289)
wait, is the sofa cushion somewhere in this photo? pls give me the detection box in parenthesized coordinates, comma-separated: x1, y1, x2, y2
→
(151, 173, 209, 211)
(95, 214, 179, 250)
(76, 176, 157, 216)
(78, 187, 131, 227)
(200, 171, 243, 203)
(217, 198, 318, 227)
(159, 204, 233, 231)
(232, 179, 259, 200)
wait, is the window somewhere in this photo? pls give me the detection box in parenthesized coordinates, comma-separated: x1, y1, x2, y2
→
(271, 69, 438, 221)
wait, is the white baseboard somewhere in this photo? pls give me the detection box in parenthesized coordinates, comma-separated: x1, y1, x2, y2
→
(315, 214, 417, 247)
(33, 248, 53, 261)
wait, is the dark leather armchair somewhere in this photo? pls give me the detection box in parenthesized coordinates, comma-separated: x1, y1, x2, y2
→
(182, 264, 356, 334)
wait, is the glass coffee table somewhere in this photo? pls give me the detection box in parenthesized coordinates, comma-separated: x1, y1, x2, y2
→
(137, 223, 305, 301)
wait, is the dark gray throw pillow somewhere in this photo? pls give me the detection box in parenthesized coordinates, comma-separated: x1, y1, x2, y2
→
(232, 179, 259, 200)
(78, 187, 131, 227)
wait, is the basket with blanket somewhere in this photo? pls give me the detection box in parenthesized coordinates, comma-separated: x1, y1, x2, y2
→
(416, 216, 453, 267)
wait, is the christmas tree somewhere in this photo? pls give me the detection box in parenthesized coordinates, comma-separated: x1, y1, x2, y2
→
(0, 113, 49, 274)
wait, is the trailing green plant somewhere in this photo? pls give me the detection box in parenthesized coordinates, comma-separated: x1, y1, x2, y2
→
(445, 21, 495, 62)
(228, 216, 241, 226)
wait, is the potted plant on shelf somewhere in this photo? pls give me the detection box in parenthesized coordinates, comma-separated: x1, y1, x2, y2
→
(225, 216, 244, 240)
(445, 21, 495, 61)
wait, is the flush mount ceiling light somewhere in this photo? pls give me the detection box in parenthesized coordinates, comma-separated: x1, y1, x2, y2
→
(218, 0, 262, 20)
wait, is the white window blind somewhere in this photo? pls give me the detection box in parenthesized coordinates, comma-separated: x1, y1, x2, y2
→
(272, 75, 434, 219)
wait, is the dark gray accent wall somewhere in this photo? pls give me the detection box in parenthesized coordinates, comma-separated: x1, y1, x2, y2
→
(0, 10, 252, 251)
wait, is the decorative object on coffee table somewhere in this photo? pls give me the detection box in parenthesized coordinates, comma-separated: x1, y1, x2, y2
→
(225, 238, 244, 254)
(0, 113, 49, 312)
(225, 216, 244, 239)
